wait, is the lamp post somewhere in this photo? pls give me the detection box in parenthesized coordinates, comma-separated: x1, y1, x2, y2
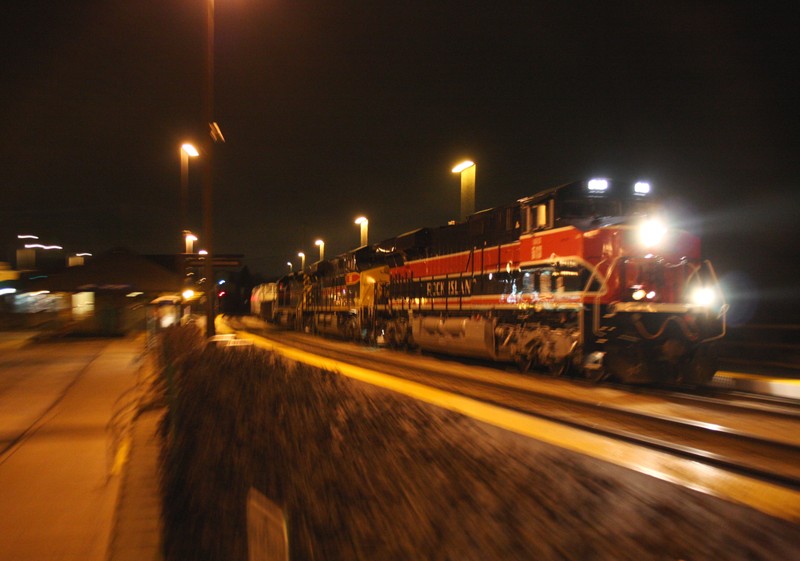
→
(315, 239, 325, 262)
(298, 252, 306, 271)
(286, 262, 293, 272)
(354, 216, 368, 247)
(180, 143, 199, 247)
(452, 160, 476, 221)
(202, 0, 222, 337)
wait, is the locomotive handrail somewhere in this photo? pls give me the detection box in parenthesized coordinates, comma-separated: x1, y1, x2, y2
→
(581, 256, 622, 337)
(698, 259, 728, 343)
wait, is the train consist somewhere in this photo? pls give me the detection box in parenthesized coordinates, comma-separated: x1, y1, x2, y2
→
(264, 179, 727, 385)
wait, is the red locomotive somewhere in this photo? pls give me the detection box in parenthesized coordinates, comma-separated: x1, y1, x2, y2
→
(273, 179, 727, 385)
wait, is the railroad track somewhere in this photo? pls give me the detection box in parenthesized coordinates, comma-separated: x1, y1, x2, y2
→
(230, 320, 800, 490)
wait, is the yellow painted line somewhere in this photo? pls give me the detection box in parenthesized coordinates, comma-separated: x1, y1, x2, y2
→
(714, 371, 800, 399)
(232, 326, 800, 524)
(716, 370, 800, 383)
(111, 434, 131, 476)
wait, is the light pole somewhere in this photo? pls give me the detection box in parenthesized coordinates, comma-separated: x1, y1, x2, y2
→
(298, 252, 306, 271)
(202, 0, 224, 337)
(452, 160, 476, 221)
(315, 239, 325, 262)
(180, 143, 199, 247)
(287, 261, 293, 272)
(354, 216, 368, 247)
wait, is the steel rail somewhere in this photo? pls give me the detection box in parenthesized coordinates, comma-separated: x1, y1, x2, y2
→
(233, 322, 800, 490)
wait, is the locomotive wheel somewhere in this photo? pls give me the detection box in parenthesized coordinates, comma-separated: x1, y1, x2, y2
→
(677, 345, 717, 387)
(604, 345, 648, 384)
(517, 353, 534, 374)
(548, 358, 570, 378)
(385, 322, 399, 349)
(344, 319, 358, 342)
(584, 365, 609, 383)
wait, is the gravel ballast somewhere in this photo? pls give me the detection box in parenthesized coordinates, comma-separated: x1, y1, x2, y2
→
(159, 327, 800, 561)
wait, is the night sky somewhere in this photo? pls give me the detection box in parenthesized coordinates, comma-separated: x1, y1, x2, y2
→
(1, 1, 798, 323)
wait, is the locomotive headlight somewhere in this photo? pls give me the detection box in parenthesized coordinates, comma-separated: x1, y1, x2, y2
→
(690, 286, 716, 308)
(587, 178, 609, 192)
(639, 218, 667, 248)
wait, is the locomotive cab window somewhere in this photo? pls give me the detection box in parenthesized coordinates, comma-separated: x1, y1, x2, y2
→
(522, 203, 551, 232)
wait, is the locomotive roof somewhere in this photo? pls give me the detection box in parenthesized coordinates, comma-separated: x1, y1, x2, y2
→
(517, 179, 657, 206)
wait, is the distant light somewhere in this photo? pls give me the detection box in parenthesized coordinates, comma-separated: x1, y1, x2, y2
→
(218, 290, 226, 298)
(181, 143, 199, 157)
(632, 289, 646, 301)
(298, 252, 305, 258)
(182, 289, 195, 299)
(0, 288, 16, 296)
(646, 291, 657, 299)
(587, 178, 609, 192)
(17, 234, 38, 240)
(76, 252, 92, 257)
(315, 239, 324, 246)
(452, 160, 475, 173)
(198, 249, 208, 255)
(218, 279, 226, 285)
(354, 216, 368, 225)
(25, 244, 63, 250)
(634, 181, 651, 195)
(126, 291, 144, 298)
(185, 233, 198, 242)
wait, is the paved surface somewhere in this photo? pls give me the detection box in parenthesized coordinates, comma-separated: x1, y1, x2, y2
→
(0, 333, 162, 561)
(107, 409, 163, 561)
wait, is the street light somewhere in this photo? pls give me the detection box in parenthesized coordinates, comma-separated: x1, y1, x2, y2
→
(354, 216, 368, 247)
(451, 159, 476, 221)
(298, 252, 306, 271)
(180, 143, 199, 246)
(184, 231, 198, 253)
(315, 239, 325, 261)
(286, 261, 293, 272)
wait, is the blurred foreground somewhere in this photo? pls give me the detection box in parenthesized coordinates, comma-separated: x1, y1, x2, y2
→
(158, 325, 799, 561)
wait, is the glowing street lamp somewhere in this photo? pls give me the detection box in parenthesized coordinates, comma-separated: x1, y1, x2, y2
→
(298, 252, 306, 271)
(451, 159, 476, 221)
(354, 216, 368, 247)
(184, 231, 198, 253)
(315, 239, 325, 261)
(180, 143, 200, 247)
(286, 261, 293, 272)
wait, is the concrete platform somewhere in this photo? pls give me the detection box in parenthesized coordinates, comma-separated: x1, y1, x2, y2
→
(107, 409, 164, 561)
(711, 370, 800, 399)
